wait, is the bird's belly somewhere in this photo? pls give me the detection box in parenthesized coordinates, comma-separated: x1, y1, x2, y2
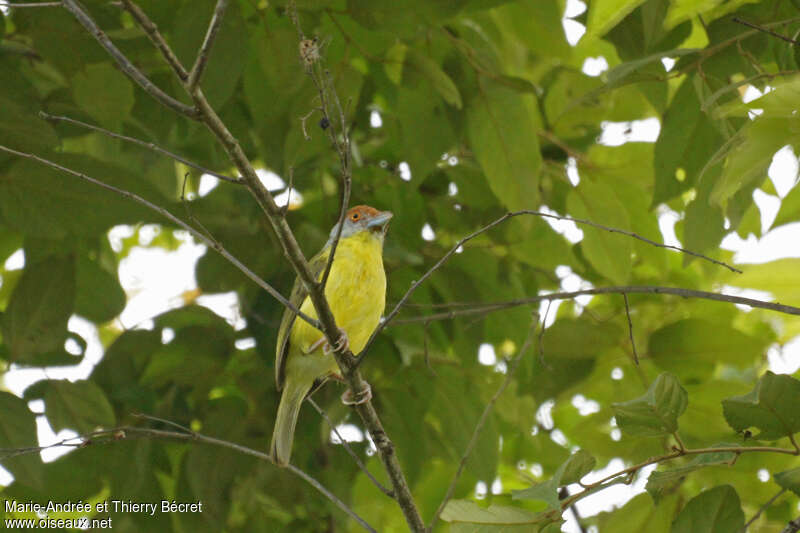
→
(289, 238, 386, 358)
(325, 251, 386, 354)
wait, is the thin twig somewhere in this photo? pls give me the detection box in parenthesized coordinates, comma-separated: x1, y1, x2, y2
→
(428, 314, 540, 532)
(361, 210, 741, 360)
(0, 1, 62, 6)
(39, 112, 241, 183)
(389, 286, 800, 326)
(622, 293, 639, 365)
(741, 488, 787, 532)
(307, 398, 395, 499)
(116, 0, 189, 81)
(131, 412, 195, 435)
(733, 17, 799, 45)
(187, 0, 230, 90)
(61, 0, 199, 118)
(0, 144, 318, 329)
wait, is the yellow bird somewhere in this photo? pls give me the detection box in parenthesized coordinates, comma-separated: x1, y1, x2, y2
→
(270, 205, 393, 466)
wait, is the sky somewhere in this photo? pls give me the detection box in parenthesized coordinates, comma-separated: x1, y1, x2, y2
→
(2, 0, 800, 530)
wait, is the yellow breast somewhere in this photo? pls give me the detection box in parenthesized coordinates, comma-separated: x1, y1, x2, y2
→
(290, 231, 386, 359)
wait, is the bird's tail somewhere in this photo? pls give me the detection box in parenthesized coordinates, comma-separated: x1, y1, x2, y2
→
(270, 378, 312, 467)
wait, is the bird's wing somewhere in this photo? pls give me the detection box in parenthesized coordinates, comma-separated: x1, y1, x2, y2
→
(275, 246, 330, 391)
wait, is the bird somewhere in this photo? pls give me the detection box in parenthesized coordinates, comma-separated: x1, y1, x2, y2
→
(270, 205, 393, 467)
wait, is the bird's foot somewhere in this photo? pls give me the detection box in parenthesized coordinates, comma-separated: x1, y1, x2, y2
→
(322, 328, 349, 355)
(341, 382, 372, 406)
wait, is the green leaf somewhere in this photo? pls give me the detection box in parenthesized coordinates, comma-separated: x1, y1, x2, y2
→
(1, 255, 75, 363)
(431, 369, 499, 482)
(648, 319, 766, 381)
(406, 49, 462, 108)
(566, 181, 632, 284)
(646, 447, 737, 502)
(722, 371, 800, 440)
(441, 499, 545, 525)
(725, 259, 800, 307)
(542, 318, 621, 359)
(0, 391, 44, 490)
(71, 63, 134, 128)
(74, 256, 126, 323)
(42, 379, 116, 433)
(492, 0, 571, 60)
(586, 0, 648, 38)
(0, 95, 59, 154)
(612, 372, 688, 437)
(773, 183, 800, 229)
(653, 75, 723, 205)
(0, 154, 168, 238)
(466, 81, 541, 211)
(710, 117, 800, 207)
(670, 485, 744, 533)
(774, 467, 800, 497)
(559, 449, 596, 485)
(512, 450, 595, 509)
(596, 493, 678, 533)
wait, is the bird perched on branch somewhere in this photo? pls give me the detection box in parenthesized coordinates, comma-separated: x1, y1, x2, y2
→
(270, 205, 393, 467)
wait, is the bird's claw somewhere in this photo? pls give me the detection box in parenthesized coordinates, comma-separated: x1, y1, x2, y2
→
(341, 382, 372, 406)
(323, 328, 349, 355)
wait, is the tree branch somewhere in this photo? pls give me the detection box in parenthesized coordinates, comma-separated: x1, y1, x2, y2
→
(390, 285, 800, 326)
(39, 111, 241, 183)
(0, 144, 317, 329)
(61, 0, 199, 118)
(186, 0, 229, 90)
(0, 424, 376, 533)
(428, 314, 540, 532)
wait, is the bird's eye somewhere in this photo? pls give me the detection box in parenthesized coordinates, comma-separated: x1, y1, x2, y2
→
(351, 212, 360, 221)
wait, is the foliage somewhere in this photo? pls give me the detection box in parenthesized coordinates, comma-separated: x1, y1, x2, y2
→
(1, 0, 800, 531)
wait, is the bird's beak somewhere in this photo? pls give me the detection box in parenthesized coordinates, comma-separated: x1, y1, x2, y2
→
(367, 211, 393, 231)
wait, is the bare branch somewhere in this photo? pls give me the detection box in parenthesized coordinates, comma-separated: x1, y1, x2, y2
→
(0, 144, 318, 330)
(61, 0, 199, 118)
(187, 0, 230, 90)
(307, 398, 395, 499)
(360, 210, 740, 361)
(39, 112, 241, 183)
(0, 1, 62, 6)
(733, 17, 799, 45)
(428, 314, 540, 532)
(117, 0, 189, 81)
(390, 285, 800, 326)
(741, 488, 786, 532)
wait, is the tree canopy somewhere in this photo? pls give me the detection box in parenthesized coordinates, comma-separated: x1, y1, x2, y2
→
(1, 0, 800, 531)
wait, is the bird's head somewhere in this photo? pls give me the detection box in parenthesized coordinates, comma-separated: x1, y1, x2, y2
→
(327, 205, 393, 246)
